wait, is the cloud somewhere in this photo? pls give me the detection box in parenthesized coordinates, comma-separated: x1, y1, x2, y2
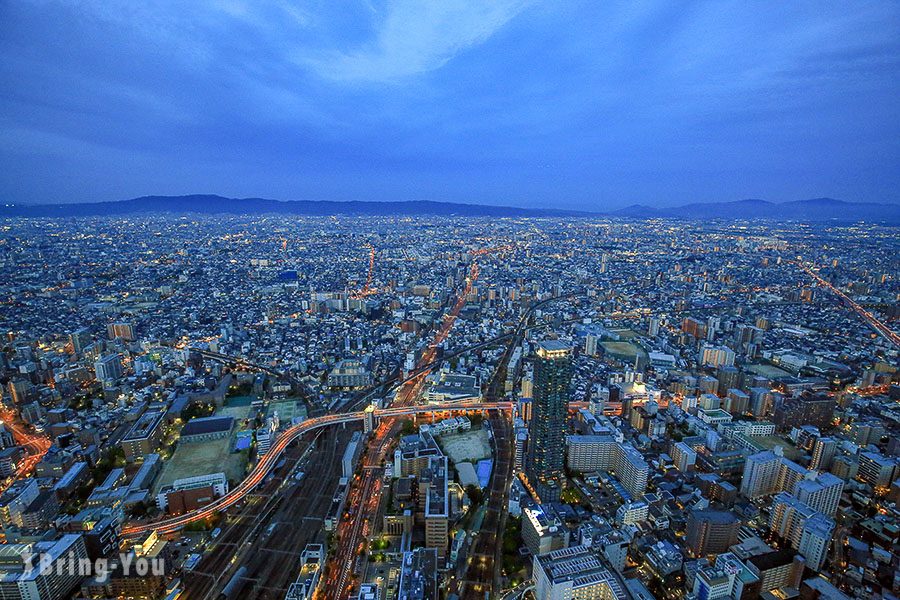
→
(301, 0, 534, 83)
(1, 1, 898, 206)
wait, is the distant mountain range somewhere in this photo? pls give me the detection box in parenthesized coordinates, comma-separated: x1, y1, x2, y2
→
(610, 198, 900, 222)
(1, 194, 898, 222)
(0, 195, 588, 218)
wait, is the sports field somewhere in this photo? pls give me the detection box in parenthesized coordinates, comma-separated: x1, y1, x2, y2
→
(154, 406, 251, 493)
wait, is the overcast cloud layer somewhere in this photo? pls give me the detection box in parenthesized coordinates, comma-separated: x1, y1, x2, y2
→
(1, 1, 898, 209)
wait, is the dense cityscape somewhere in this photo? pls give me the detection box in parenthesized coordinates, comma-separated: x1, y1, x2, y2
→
(0, 214, 897, 600)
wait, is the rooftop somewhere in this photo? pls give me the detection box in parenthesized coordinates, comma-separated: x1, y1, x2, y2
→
(181, 415, 235, 436)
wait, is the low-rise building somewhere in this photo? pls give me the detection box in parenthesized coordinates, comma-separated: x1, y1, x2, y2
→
(285, 544, 324, 600)
(328, 360, 372, 389)
(156, 472, 228, 513)
(180, 415, 234, 443)
(522, 506, 569, 556)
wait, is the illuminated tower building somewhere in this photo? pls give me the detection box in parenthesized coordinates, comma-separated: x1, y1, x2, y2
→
(526, 341, 572, 503)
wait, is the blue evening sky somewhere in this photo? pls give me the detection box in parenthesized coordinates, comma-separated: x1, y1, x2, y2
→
(1, 1, 898, 209)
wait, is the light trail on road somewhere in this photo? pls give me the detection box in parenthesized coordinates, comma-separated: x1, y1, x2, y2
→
(325, 245, 515, 600)
(0, 406, 52, 492)
(798, 260, 900, 347)
(120, 401, 511, 537)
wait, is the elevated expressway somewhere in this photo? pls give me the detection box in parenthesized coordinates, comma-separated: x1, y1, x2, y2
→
(121, 401, 512, 537)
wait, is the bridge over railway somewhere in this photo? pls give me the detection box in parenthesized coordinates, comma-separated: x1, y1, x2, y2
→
(121, 400, 512, 537)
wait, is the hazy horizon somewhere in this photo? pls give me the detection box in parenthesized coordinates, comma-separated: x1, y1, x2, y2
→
(8, 193, 900, 209)
(2, 2, 899, 209)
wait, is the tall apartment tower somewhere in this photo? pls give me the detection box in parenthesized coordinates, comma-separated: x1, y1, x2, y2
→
(69, 327, 92, 354)
(810, 437, 837, 470)
(740, 450, 781, 498)
(526, 340, 573, 503)
(795, 472, 843, 516)
(685, 509, 741, 557)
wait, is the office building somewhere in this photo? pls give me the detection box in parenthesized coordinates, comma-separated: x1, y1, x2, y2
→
(715, 552, 761, 599)
(421, 456, 449, 560)
(522, 506, 569, 556)
(342, 431, 363, 479)
(285, 544, 324, 600)
(397, 548, 437, 600)
(358, 584, 380, 600)
(691, 565, 735, 600)
(363, 404, 377, 433)
(526, 341, 572, 503)
(394, 430, 442, 478)
(120, 409, 166, 462)
(256, 415, 277, 455)
(533, 545, 624, 600)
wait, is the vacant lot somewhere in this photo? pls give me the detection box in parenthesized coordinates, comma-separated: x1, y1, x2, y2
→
(439, 429, 491, 464)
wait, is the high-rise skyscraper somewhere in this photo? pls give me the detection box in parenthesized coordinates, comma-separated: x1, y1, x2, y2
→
(526, 340, 572, 503)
